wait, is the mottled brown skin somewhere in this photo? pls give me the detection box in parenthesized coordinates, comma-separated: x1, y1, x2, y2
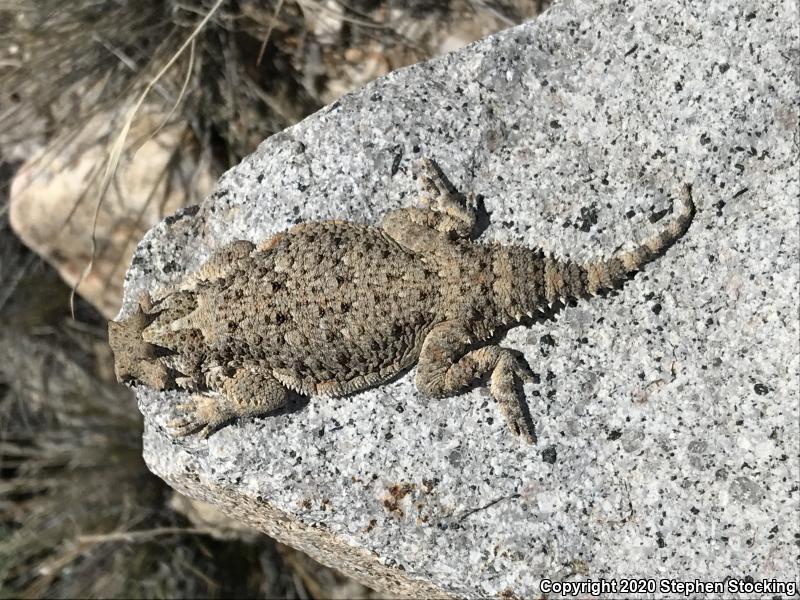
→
(109, 159, 695, 442)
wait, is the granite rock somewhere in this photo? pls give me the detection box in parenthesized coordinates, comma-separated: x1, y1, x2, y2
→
(128, 0, 799, 597)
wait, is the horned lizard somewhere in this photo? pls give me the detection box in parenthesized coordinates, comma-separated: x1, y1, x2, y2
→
(109, 159, 695, 443)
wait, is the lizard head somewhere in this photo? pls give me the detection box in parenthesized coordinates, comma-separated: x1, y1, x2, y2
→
(108, 294, 173, 390)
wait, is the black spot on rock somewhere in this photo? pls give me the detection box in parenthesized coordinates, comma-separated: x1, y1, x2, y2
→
(164, 205, 200, 225)
(753, 383, 770, 395)
(577, 204, 598, 232)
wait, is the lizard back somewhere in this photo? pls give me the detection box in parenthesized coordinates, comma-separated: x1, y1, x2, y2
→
(169, 221, 442, 394)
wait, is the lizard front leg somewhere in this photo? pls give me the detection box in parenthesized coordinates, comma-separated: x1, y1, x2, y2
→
(416, 321, 535, 443)
(168, 368, 289, 438)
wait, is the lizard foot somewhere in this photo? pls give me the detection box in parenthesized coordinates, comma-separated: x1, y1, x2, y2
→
(167, 393, 232, 439)
(490, 352, 536, 444)
(415, 158, 476, 237)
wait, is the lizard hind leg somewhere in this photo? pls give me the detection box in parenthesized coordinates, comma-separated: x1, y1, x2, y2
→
(416, 157, 477, 238)
(381, 158, 477, 252)
(168, 368, 289, 438)
(415, 322, 536, 444)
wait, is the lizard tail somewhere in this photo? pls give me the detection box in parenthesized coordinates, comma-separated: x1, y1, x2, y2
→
(545, 184, 696, 302)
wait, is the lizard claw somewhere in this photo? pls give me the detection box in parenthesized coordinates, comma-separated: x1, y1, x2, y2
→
(167, 416, 204, 437)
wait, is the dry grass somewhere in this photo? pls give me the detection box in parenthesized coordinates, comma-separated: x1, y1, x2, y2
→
(0, 260, 300, 598)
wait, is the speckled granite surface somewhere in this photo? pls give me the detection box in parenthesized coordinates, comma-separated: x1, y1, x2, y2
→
(128, 0, 799, 597)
